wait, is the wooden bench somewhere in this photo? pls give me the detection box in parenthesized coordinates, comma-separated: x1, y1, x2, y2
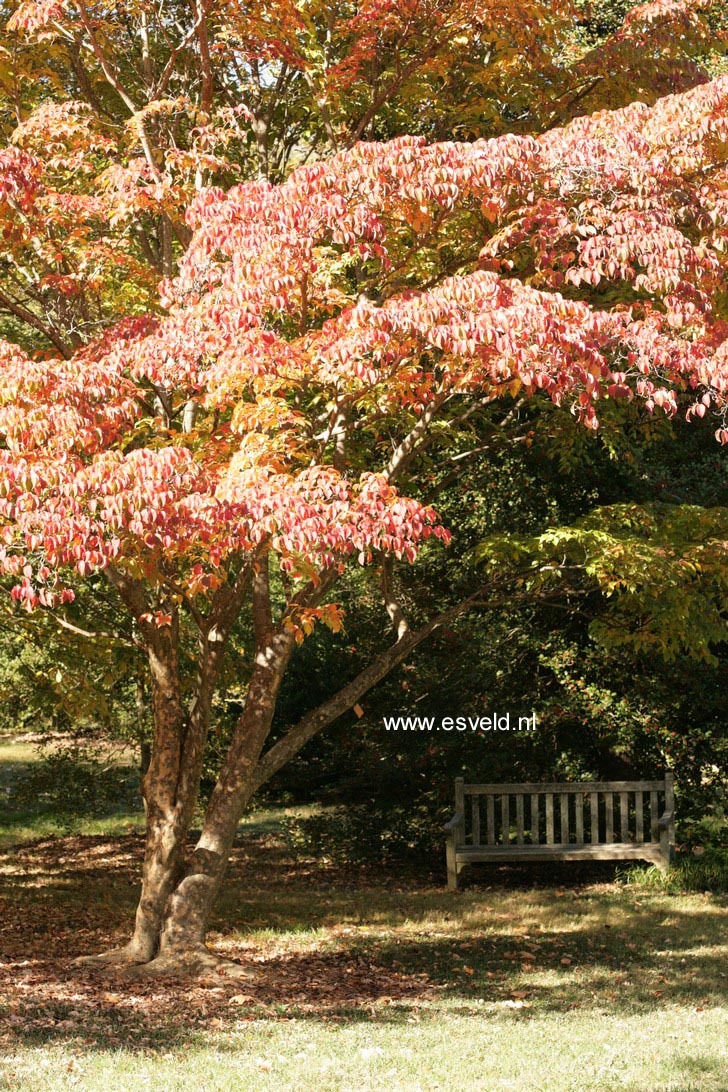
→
(444, 775, 675, 889)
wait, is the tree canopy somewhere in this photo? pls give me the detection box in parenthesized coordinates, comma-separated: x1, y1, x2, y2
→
(0, 0, 726, 972)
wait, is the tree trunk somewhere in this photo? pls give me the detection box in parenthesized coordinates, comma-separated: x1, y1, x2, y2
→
(84, 592, 220, 968)
(91, 563, 296, 974)
(152, 624, 296, 969)
(125, 812, 187, 962)
(92, 620, 193, 963)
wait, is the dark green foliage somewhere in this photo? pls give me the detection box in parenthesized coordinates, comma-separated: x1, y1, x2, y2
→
(674, 848, 728, 893)
(282, 800, 443, 866)
(266, 398, 726, 865)
(620, 848, 728, 894)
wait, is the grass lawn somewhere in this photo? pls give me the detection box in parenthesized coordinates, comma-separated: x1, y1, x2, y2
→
(0, 739, 726, 1091)
(0, 738, 146, 850)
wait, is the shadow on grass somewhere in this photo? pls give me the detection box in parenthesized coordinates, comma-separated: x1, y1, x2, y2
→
(0, 832, 726, 1054)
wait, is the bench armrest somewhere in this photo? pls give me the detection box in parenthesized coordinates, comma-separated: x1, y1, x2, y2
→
(444, 811, 464, 833)
(658, 810, 674, 831)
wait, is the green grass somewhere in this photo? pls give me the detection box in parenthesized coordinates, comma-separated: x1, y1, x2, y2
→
(0, 736, 145, 849)
(2, 1006, 726, 1092)
(0, 871, 726, 1091)
(0, 738, 726, 1090)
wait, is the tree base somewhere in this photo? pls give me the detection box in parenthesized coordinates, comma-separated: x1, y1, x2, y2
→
(124, 948, 255, 980)
(73, 942, 153, 969)
(75, 944, 254, 980)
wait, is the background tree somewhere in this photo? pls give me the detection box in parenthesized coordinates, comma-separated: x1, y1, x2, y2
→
(274, 395, 727, 864)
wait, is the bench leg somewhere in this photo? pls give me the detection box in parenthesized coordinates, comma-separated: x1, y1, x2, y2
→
(659, 831, 675, 871)
(446, 839, 460, 891)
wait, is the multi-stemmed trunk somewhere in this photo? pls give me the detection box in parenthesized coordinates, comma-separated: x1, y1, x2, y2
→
(94, 564, 296, 973)
(149, 628, 296, 970)
(86, 558, 489, 976)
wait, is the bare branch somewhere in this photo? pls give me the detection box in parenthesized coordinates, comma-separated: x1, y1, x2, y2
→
(45, 611, 143, 648)
(0, 287, 73, 357)
(194, 0, 214, 112)
(76, 0, 140, 115)
(345, 36, 440, 148)
(251, 557, 274, 649)
(383, 392, 448, 482)
(380, 556, 410, 639)
(104, 565, 156, 645)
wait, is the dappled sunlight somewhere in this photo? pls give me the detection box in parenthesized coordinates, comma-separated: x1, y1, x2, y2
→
(0, 830, 725, 1058)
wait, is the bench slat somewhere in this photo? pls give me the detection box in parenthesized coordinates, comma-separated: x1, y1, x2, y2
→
(463, 781, 667, 794)
(501, 794, 509, 846)
(620, 791, 629, 842)
(486, 795, 495, 845)
(575, 794, 584, 843)
(635, 791, 644, 843)
(560, 794, 569, 845)
(455, 844, 665, 863)
(516, 794, 524, 845)
(605, 793, 614, 843)
(471, 796, 480, 846)
(531, 793, 539, 845)
(590, 792, 599, 844)
(546, 793, 554, 844)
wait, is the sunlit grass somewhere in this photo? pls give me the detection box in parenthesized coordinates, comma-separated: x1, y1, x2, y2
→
(0, 739, 320, 851)
(0, 810, 146, 849)
(0, 741, 40, 764)
(2, 1005, 726, 1092)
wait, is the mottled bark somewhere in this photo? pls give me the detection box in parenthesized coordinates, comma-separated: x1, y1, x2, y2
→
(155, 566, 296, 962)
(85, 571, 226, 966)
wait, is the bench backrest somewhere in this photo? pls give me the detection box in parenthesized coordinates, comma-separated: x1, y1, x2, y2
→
(455, 778, 674, 848)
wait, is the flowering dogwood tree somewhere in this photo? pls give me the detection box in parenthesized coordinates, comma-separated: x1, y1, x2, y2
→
(1, 13, 728, 969)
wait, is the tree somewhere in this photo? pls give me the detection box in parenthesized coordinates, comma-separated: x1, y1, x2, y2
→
(1, 63, 727, 971)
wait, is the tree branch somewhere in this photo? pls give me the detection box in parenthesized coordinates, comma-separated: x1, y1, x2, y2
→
(194, 0, 214, 112)
(383, 392, 449, 482)
(345, 34, 441, 148)
(249, 586, 495, 793)
(104, 565, 156, 644)
(380, 556, 410, 639)
(45, 610, 143, 649)
(0, 287, 73, 357)
(251, 557, 274, 648)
